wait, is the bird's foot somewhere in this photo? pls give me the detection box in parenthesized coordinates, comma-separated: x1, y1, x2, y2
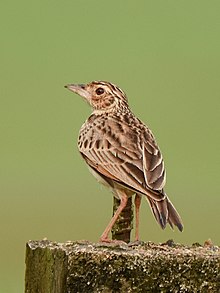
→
(128, 240, 145, 247)
(99, 237, 127, 246)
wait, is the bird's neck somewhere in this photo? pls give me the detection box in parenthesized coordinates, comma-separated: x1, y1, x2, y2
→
(92, 102, 131, 116)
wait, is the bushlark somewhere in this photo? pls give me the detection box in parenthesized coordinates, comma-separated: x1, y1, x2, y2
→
(65, 81, 183, 242)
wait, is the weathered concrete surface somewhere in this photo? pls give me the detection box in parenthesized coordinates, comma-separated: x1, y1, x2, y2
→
(25, 239, 220, 293)
(25, 240, 68, 293)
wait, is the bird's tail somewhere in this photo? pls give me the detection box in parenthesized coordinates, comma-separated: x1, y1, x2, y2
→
(147, 196, 183, 232)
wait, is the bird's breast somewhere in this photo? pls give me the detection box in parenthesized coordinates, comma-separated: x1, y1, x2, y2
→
(78, 116, 138, 152)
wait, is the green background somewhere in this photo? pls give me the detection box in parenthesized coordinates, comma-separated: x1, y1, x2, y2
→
(1, 1, 220, 291)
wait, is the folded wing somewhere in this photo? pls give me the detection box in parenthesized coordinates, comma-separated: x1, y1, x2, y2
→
(79, 117, 166, 201)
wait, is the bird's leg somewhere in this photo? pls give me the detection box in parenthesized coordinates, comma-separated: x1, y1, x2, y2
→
(100, 192, 128, 243)
(134, 194, 142, 241)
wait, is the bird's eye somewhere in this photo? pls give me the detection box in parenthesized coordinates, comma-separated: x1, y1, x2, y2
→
(95, 87, 105, 95)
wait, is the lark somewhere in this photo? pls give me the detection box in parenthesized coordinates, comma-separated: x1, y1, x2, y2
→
(65, 81, 183, 242)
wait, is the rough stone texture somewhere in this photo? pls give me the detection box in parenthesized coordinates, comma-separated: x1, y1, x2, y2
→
(25, 240, 68, 293)
(25, 239, 220, 293)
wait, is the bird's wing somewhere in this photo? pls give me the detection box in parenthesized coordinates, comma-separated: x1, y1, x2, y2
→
(79, 117, 166, 201)
(142, 135, 166, 191)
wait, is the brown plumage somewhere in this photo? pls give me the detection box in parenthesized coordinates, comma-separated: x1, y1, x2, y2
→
(65, 81, 183, 242)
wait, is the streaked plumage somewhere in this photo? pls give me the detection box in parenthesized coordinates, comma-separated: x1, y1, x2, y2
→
(65, 81, 183, 242)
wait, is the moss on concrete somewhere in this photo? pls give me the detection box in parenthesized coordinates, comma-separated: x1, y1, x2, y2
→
(25, 240, 68, 293)
(25, 239, 220, 293)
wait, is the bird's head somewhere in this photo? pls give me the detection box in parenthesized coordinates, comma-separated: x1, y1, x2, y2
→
(65, 81, 128, 113)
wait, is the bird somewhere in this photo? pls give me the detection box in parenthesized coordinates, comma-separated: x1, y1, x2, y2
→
(65, 81, 183, 242)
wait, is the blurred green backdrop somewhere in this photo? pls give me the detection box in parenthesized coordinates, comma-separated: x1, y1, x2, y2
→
(1, 0, 220, 292)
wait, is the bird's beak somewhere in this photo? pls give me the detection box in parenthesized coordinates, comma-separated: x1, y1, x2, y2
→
(64, 84, 90, 100)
